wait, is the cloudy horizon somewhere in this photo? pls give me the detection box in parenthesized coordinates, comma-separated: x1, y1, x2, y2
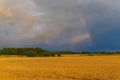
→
(0, 0, 120, 51)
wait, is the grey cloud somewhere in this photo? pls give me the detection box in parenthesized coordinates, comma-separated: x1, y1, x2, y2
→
(0, 0, 120, 50)
(0, 0, 91, 48)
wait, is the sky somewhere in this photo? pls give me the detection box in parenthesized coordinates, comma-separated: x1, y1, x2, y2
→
(0, 0, 120, 51)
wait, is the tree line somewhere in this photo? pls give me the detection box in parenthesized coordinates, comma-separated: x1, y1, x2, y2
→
(0, 48, 61, 57)
(0, 48, 119, 57)
(53, 50, 120, 55)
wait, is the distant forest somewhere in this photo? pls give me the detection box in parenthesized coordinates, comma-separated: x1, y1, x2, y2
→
(0, 48, 60, 57)
(0, 48, 120, 57)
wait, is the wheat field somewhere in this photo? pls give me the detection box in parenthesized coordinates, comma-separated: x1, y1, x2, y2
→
(0, 55, 120, 80)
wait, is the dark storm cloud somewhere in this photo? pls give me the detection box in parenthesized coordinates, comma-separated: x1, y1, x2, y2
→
(77, 0, 120, 51)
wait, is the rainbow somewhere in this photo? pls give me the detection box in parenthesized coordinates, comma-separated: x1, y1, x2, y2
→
(80, 14, 93, 45)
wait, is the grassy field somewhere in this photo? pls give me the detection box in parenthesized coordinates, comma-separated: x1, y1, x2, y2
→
(0, 55, 120, 80)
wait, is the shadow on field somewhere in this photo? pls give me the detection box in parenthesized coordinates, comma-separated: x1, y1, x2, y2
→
(49, 74, 104, 80)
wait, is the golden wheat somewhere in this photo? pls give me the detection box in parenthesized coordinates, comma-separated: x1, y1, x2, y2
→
(0, 55, 120, 80)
